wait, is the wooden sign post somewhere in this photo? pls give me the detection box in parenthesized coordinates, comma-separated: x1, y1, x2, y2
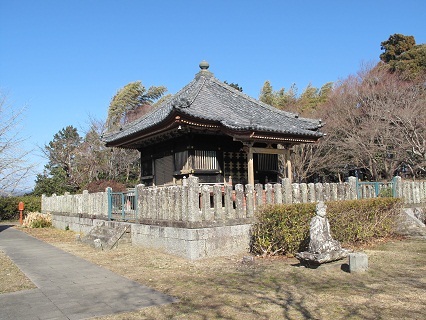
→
(18, 201, 24, 225)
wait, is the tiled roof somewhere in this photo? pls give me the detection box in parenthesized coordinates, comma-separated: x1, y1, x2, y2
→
(103, 64, 323, 144)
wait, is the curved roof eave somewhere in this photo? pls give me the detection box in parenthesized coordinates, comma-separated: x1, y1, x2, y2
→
(103, 64, 324, 145)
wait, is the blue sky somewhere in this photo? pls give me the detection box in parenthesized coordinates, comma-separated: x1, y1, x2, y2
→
(1, 0, 425, 190)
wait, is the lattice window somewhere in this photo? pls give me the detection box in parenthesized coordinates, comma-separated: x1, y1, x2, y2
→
(258, 154, 278, 171)
(193, 150, 219, 170)
(223, 151, 247, 185)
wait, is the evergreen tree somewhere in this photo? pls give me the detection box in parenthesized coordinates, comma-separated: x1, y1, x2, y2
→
(274, 84, 298, 111)
(260, 80, 332, 115)
(224, 81, 243, 92)
(298, 82, 333, 115)
(33, 167, 75, 196)
(259, 81, 275, 106)
(380, 34, 415, 63)
(35, 126, 82, 195)
(380, 34, 426, 78)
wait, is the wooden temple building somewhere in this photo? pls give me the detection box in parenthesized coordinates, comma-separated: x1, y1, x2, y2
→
(104, 61, 323, 186)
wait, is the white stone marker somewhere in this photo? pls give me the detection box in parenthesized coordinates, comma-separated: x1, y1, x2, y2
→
(349, 252, 368, 272)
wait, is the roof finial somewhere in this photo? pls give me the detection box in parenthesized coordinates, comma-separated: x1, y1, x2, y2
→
(199, 60, 209, 70)
(196, 60, 213, 79)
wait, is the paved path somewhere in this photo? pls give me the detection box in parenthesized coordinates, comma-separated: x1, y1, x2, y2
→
(0, 225, 176, 320)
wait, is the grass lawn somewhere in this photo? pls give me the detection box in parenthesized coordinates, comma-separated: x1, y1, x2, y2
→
(2, 225, 426, 320)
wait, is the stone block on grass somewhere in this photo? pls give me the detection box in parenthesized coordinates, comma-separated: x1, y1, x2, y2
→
(349, 252, 368, 273)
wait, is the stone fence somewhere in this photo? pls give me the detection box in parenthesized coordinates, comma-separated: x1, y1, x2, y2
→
(41, 190, 109, 217)
(41, 176, 426, 224)
(396, 177, 426, 205)
(41, 176, 425, 259)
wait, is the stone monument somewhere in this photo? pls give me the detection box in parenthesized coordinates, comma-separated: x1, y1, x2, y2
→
(296, 201, 350, 264)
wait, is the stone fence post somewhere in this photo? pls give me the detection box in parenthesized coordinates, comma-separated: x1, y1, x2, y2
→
(105, 187, 112, 218)
(393, 176, 402, 199)
(41, 194, 46, 213)
(82, 190, 89, 215)
(136, 184, 145, 221)
(187, 176, 201, 222)
(51, 194, 57, 213)
(245, 184, 255, 218)
(282, 178, 292, 204)
(348, 177, 358, 200)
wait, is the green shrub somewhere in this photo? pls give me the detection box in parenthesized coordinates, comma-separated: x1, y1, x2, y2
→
(326, 198, 401, 244)
(0, 195, 42, 221)
(250, 203, 315, 256)
(250, 198, 402, 257)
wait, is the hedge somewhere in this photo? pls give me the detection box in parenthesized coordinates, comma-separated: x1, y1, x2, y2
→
(0, 196, 42, 221)
(250, 198, 402, 256)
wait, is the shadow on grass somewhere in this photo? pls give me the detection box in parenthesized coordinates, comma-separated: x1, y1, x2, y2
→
(134, 263, 322, 319)
(136, 245, 426, 320)
(28, 230, 425, 320)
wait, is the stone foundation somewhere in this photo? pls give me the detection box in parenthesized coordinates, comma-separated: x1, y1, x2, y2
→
(131, 223, 251, 260)
(52, 213, 108, 234)
(52, 213, 251, 260)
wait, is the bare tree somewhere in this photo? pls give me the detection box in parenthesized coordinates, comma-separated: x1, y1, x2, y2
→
(290, 137, 348, 183)
(321, 65, 426, 180)
(389, 77, 426, 177)
(76, 117, 140, 188)
(0, 92, 35, 195)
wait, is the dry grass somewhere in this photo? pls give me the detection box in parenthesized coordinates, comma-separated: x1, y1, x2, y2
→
(9, 226, 426, 319)
(0, 250, 35, 294)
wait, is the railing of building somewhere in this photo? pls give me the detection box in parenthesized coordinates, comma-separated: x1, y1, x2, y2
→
(356, 177, 397, 199)
(107, 189, 137, 221)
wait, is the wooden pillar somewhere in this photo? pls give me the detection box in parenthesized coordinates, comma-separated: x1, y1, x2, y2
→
(248, 147, 255, 186)
(285, 149, 292, 184)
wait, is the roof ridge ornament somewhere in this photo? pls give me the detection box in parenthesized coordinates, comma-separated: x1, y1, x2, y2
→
(196, 60, 213, 79)
(199, 60, 209, 70)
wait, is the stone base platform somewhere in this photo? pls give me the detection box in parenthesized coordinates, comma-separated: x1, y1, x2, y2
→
(295, 249, 351, 265)
(52, 213, 251, 260)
